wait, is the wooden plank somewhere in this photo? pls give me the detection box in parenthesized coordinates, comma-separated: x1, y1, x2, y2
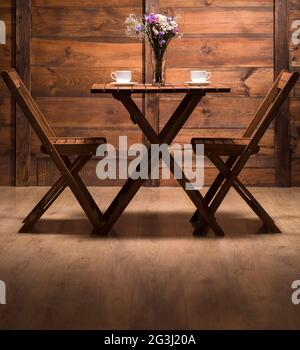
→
(31, 67, 143, 97)
(0, 1, 15, 186)
(164, 68, 273, 96)
(0, 8, 13, 68)
(289, 0, 300, 10)
(0, 0, 14, 8)
(91, 83, 231, 93)
(290, 97, 300, 126)
(159, 153, 275, 169)
(161, 168, 276, 187)
(161, 7, 273, 35)
(32, 7, 142, 38)
(31, 67, 272, 97)
(31, 38, 142, 68)
(160, 0, 273, 7)
(0, 98, 12, 129)
(287, 0, 299, 189)
(144, 0, 160, 187)
(34, 97, 144, 128)
(167, 37, 273, 68)
(171, 129, 275, 158)
(160, 96, 273, 129)
(16, 0, 31, 186)
(290, 73, 300, 98)
(274, 0, 290, 186)
(290, 97, 300, 160)
(32, 0, 141, 7)
(31, 128, 142, 153)
(0, 97, 14, 185)
(292, 158, 300, 185)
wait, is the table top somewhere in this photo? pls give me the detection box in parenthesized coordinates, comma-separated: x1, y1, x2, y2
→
(91, 83, 231, 94)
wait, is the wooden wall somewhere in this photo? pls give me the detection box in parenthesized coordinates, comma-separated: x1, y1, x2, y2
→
(289, 0, 300, 185)
(0, 0, 15, 185)
(0, 0, 300, 186)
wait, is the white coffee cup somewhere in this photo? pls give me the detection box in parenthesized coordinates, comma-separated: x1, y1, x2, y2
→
(191, 71, 212, 83)
(111, 71, 132, 83)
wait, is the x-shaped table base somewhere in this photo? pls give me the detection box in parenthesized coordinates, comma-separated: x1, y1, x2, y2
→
(100, 92, 225, 236)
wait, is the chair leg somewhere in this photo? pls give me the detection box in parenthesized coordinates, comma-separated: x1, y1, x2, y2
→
(190, 156, 237, 223)
(233, 181, 281, 233)
(19, 183, 66, 233)
(179, 178, 225, 237)
(193, 151, 254, 236)
(209, 155, 281, 234)
(23, 182, 67, 224)
(19, 156, 95, 233)
(167, 153, 225, 237)
(59, 165, 105, 232)
(61, 156, 105, 221)
(72, 173, 104, 224)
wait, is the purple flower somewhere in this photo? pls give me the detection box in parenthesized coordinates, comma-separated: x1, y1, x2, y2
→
(159, 39, 166, 46)
(135, 25, 143, 32)
(145, 13, 157, 24)
(159, 31, 165, 36)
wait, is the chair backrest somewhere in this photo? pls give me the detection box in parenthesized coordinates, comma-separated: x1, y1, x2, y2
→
(243, 70, 299, 141)
(1, 69, 56, 144)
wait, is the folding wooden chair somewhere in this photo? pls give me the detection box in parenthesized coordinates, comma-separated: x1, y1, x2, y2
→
(191, 70, 299, 236)
(1, 69, 106, 233)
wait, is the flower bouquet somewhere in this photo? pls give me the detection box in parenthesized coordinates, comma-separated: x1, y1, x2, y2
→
(125, 13, 181, 85)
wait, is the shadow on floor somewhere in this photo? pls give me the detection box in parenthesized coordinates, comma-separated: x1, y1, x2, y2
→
(22, 211, 282, 238)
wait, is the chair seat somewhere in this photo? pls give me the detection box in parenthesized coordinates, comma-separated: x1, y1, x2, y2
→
(41, 137, 107, 156)
(191, 137, 260, 156)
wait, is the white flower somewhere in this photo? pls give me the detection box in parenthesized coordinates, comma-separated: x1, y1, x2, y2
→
(152, 27, 159, 36)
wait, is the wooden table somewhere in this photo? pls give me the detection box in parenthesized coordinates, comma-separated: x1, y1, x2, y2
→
(91, 83, 231, 236)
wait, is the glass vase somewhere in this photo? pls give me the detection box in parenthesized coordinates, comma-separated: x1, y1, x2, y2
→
(151, 51, 166, 86)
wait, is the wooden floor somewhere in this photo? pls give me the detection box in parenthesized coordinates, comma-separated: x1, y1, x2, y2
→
(0, 186, 300, 330)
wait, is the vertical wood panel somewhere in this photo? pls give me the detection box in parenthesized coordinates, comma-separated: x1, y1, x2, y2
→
(289, 0, 300, 185)
(144, 0, 160, 187)
(274, 0, 290, 186)
(0, 0, 15, 185)
(16, 0, 31, 186)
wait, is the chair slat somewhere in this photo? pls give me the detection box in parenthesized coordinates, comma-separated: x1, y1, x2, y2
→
(1, 69, 56, 139)
(278, 72, 291, 89)
(192, 138, 260, 157)
(244, 70, 298, 139)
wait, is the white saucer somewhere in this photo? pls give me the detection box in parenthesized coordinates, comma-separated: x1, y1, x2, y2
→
(185, 81, 212, 85)
(111, 82, 138, 86)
